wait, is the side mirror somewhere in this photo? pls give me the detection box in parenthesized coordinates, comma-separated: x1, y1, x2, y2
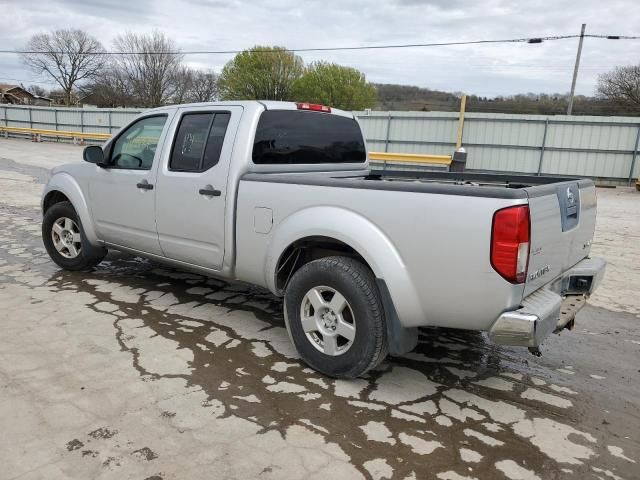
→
(83, 145, 105, 166)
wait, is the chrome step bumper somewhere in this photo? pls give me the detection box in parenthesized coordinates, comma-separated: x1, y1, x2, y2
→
(489, 257, 606, 348)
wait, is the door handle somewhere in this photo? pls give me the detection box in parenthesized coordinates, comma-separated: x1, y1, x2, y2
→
(199, 185, 221, 197)
(136, 180, 154, 190)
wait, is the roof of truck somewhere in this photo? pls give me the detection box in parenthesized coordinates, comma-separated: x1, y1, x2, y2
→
(147, 100, 355, 119)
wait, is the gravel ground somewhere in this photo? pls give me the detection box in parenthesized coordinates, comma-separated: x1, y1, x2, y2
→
(0, 138, 638, 480)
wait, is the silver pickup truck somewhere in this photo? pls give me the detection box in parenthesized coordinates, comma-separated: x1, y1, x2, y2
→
(41, 100, 605, 378)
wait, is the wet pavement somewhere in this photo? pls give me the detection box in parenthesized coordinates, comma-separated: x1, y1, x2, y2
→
(0, 138, 639, 480)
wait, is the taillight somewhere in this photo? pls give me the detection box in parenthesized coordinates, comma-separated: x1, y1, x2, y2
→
(296, 102, 331, 113)
(491, 205, 530, 283)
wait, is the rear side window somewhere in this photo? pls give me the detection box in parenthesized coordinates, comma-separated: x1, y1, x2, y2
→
(203, 113, 230, 170)
(252, 110, 366, 164)
(170, 112, 231, 172)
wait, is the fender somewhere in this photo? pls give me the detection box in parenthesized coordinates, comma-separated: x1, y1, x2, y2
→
(264, 206, 426, 328)
(42, 172, 101, 246)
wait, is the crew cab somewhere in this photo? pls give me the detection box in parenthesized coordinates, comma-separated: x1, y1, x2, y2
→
(41, 101, 606, 378)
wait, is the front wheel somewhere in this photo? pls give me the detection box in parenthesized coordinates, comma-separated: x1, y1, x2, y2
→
(42, 201, 106, 271)
(284, 256, 388, 378)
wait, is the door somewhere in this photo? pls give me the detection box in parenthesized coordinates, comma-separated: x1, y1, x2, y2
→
(88, 113, 172, 255)
(155, 106, 243, 270)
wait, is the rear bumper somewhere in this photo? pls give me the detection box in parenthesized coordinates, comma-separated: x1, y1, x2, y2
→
(489, 257, 606, 348)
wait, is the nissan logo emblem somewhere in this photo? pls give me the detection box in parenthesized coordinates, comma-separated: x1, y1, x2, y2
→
(566, 187, 575, 205)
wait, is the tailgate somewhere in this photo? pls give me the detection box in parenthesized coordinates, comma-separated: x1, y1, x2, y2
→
(523, 180, 597, 296)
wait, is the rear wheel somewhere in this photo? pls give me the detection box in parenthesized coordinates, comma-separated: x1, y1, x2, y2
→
(284, 256, 388, 378)
(42, 201, 106, 271)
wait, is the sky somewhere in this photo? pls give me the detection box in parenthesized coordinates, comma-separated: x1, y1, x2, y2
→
(0, 0, 639, 98)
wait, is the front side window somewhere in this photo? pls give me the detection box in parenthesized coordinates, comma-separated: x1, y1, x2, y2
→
(252, 110, 366, 164)
(110, 115, 167, 170)
(170, 112, 231, 172)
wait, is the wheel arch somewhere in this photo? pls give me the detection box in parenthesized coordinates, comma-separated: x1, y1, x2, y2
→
(42, 173, 100, 245)
(273, 235, 368, 293)
(266, 206, 425, 330)
(42, 190, 70, 213)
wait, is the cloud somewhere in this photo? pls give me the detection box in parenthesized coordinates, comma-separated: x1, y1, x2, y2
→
(1, 0, 638, 97)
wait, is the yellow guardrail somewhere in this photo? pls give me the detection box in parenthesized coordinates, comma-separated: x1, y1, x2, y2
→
(0, 126, 111, 140)
(369, 151, 452, 166)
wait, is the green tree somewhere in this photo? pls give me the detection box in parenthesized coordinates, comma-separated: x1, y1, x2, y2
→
(218, 46, 304, 101)
(293, 62, 377, 110)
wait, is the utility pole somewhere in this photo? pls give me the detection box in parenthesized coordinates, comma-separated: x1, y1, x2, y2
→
(455, 93, 467, 150)
(567, 23, 586, 115)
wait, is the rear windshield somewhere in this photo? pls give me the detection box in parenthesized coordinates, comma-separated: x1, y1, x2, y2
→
(252, 110, 366, 164)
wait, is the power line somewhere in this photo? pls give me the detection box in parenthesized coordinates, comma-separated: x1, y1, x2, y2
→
(1, 33, 639, 56)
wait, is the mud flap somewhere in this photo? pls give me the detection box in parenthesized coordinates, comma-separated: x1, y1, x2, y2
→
(376, 279, 418, 356)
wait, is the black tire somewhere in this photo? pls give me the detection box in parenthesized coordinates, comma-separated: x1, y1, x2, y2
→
(42, 201, 107, 271)
(284, 256, 388, 378)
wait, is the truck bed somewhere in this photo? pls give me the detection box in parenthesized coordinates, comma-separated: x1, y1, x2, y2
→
(242, 170, 594, 200)
(238, 168, 597, 329)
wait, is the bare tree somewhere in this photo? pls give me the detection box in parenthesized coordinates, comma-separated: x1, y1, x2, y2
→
(21, 29, 105, 106)
(113, 31, 184, 107)
(188, 70, 219, 102)
(597, 65, 640, 107)
(80, 66, 136, 107)
(170, 68, 219, 104)
(171, 66, 194, 104)
(27, 85, 47, 97)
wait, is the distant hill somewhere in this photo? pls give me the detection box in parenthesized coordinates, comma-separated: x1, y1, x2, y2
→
(373, 83, 640, 116)
(373, 84, 460, 111)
